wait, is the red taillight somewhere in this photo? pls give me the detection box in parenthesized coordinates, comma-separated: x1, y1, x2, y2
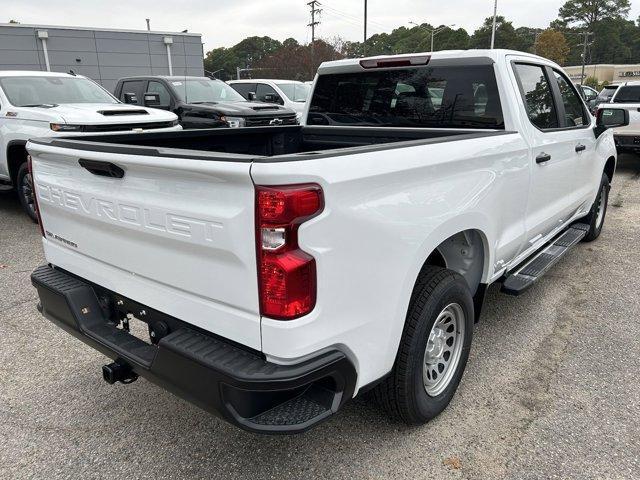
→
(27, 155, 45, 238)
(255, 184, 323, 320)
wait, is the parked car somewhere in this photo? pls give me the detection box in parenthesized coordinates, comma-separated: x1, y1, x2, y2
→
(114, 76, 298, 129)
(28, 50, 626, 434)
(601, 81, 640, 154)
(0, 71, 180, 221)
(578, 84, 599, 111)
(228, 79, 311, 121)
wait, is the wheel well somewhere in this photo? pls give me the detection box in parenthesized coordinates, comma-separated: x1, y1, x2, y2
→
(604, 156, 615, 182)
(421, 230, 486, 296)
(7, 142, 28, 186)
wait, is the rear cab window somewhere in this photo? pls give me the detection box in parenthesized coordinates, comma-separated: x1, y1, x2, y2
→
(230, 83, 257, 100)
(612, 85, 640, 103)
(307, 63, 504, 129)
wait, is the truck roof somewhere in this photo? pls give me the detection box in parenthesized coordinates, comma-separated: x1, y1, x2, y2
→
(0, 70, 86, 78)
(318, 49, 557, 72)
(117, 75, 212, 82)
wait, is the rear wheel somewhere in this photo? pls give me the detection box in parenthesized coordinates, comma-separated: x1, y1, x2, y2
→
(17, 162, 38, 223)
(582, 173, 609, 242)
(373, 266, 474, 424)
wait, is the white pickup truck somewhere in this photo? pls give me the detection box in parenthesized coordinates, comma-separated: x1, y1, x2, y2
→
(0, 71, 181, 220)
(599, 81, 640, 154)
(27, 50, 628, 434)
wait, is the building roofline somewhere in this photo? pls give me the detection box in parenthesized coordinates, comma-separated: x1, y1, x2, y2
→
(0, 22, 201, 37)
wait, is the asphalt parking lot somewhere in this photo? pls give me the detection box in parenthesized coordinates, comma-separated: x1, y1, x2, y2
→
(1, 155, 639, 480)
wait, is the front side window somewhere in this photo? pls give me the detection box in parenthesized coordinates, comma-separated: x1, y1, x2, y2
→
(147, 81, 171, 108)
(0, 76, 117, 106)
(230, 83, 257, 99)
(276, 83, 310, 102)
(553, 70, 588, 127)
(513, 63, 558, 130)
(612, 85, 640, 103)
(308, 64, 504, 129)
(255, 84, 282, 103)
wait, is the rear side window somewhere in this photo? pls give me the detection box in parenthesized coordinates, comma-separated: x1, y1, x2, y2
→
(613, 85, 640, 103)
(308, 65, 504, 129)
(553, 70, 588, 127)
(230, 83, 256, 99)
(513, 63, 558, 130)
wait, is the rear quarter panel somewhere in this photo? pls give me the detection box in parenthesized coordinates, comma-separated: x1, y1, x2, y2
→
(252, 132, 529, 390)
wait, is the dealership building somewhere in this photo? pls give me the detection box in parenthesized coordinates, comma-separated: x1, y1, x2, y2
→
(0, 23, 204, 93)
(564, 64, 640, 84)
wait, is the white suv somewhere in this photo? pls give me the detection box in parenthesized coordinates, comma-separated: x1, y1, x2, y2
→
(0, 71, 181, 220)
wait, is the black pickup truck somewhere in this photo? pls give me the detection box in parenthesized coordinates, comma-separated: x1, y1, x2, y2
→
(113, 76, 298, 129)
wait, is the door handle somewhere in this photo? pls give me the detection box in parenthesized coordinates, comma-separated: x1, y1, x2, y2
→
(535, 152, 551, 164)
(78, 159, 125, 178)
(575, 144, 586, 153)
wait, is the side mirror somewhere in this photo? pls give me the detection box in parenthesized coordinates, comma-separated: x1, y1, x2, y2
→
(123, 92, 137, 104)
(143, 92, 161, 106)
(595, 107, 629, 137)
(247, 92, 256, 101)
(264, 93, 283, 105)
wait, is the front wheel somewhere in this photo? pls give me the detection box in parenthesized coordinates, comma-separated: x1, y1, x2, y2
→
(373, 266, 474, 424)
(17, 162, 38, 223)
(582, 173, 610, 242)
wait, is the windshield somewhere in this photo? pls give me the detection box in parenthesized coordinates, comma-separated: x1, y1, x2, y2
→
(172, 79, 246, 103)
(276, 83, 310, 102)
(612, 85, 640, 103)
(596, 86, 618, 103)
(0, 76, 117, 106)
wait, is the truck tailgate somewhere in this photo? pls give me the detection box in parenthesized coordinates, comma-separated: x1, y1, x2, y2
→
(27, 141, 261, 350)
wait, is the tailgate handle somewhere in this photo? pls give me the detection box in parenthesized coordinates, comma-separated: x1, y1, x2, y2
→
(79, 159, 125, 179)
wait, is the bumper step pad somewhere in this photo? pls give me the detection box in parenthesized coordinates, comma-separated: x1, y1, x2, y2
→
(501, 224, 589, 296)
(31, 265, 356, 434)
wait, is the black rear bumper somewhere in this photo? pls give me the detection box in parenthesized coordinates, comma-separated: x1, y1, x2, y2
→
(31, 265, 356, 434)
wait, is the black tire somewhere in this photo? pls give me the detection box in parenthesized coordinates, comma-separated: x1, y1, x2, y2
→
(16, 162, 38, 223)
(582, 173, 610, 242)
(373, 266, 474, 424)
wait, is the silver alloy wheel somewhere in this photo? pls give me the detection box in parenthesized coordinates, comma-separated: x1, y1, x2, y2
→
(423, 303, 465, 397)
(595, 184, 607, 230)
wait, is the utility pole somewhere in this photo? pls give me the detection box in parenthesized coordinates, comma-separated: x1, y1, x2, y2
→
(363, 0, 367, 56)
(409, 22, 455, 52)
(490, 0, 497, 49)
(579, 31, 593, 85)
(307, 1, 321, 76)
(145, 18, 151, 31)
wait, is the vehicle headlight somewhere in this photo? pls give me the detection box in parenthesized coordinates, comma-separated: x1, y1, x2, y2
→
(50, 123, 83, 132)
(223, 116, 245, 128)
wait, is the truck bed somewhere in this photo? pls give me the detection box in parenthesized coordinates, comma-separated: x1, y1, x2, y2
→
(28, 125, 512, 162)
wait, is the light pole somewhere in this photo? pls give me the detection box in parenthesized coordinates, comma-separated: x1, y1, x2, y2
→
(490, 0, 498, 49)
(409, 22, 455, 52)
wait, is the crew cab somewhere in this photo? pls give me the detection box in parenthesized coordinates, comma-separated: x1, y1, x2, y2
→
(114, 76, 298, 129)
(599, 81, 640, 154)
(28, 50, 627, 434)
(0, 71, 180, 221)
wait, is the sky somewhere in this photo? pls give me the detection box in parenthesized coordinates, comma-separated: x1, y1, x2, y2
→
(3, 0, 640, 51)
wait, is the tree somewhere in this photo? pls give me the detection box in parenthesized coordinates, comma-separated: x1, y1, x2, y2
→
(470, 16, 529, 51)
(583, 76, 601, 89)
(559, 0, 631, 29)
(535, 29, 570, 64)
